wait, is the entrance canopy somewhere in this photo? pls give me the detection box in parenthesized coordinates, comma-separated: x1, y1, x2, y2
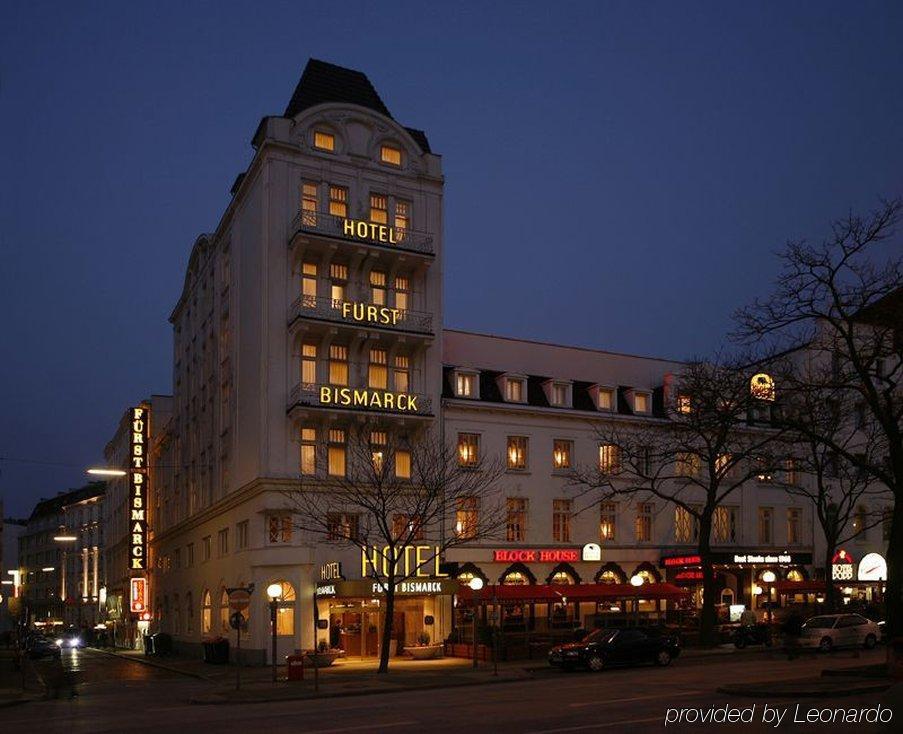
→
(457, 582, 690, 605)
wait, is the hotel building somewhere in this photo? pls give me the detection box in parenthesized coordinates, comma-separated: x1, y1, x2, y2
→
(140, 60, 891, 663)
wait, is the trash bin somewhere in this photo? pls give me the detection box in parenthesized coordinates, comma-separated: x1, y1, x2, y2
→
(212, 638, 229, 664)
(151, 633, 172, 656)
(144, 634, 154, 656)
(286, 654, 304, 681)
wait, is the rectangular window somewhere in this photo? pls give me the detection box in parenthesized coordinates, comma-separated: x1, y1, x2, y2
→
(300, 427, 316, 475)
(393, 355, 410, 394)
(677, 453, 700, 477)
(301, 262, 318, 305)
(677, 394, 692, 414)
(634, 392, 650, 413)
(784, 458, 798, 486)
(236, 520, 249, 550)
(327, 513, 358, 541)
(217, 528, 229, 557)
(368, 348, 388, 389)
(551, 383, 569, 406)
(458, 433, 480, 467)
(268, 515, 293, 544)
(329, 345, 348, 386)
(392, 514, 424, 541)
(329, 185, 347, 217)
(301, 343, 317, 387)
(302, 182, 318, 226)
(186, 543, 194, 568)
(455, 497, 479, 539)
(370, 431, 387, 473)
(507, 436, 528, 470)
(553, 499, 572, 543)
(395, 449, 411, 479)
(597, 388, 615, 411)
(369, 193, 388, 224)
(202, 535, 211, 562)
(505, 378, 525, 402)
(370, 270, 387, 305)
(758, 507, 773, 545)
(314, 131, 335, 151)
(394, 276, 409, 311)
(787, 508, 802, 546)
(600, 502, 617, 542)
(715, 453, 732, 477)
(674, 506, 698, 543)
(506, 497, 527, 542)
(381, 144, 402, 166)
(328, 429, 346, 477)
(713, 506, 739, 544)
(329, 263, 347, 306)
(394, 201, 409, 241)
(553, 439, 573, 470)
(455, 372, 474, 397)
(598, 444, 620, 474)
(635, 503, 653, 543)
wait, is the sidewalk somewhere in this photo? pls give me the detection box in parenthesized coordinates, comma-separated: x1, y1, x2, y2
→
(0, 649, 44, 708)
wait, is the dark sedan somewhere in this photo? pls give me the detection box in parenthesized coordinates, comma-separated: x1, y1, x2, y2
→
(27, 635, 62, 660)
(549, 627, 681, 672)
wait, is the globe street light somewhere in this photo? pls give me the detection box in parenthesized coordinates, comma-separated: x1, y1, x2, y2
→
(761, 571, 777, 625)
(267, 582, 282, 683)
(468, 577, 484, 668)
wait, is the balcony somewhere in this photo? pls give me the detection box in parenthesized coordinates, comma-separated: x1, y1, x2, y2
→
(289, 295, 434, 336)
(288, 210, 435, 257)
(287, 382, 433, 417)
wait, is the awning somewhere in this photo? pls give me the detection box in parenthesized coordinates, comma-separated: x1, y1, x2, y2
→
(773, 580, 825, 594)
(457, 582, 691, 605)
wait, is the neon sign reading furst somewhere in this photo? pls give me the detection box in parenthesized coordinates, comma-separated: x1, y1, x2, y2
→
(129, 406, 149, 571)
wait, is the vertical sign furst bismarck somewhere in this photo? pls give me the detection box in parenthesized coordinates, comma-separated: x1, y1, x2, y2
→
(129, 406, 149, 572)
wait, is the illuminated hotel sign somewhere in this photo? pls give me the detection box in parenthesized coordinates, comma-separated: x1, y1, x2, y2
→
(493, 548, 581, 563)
(319, 386, 419, 412)
(130, 577, 147, 614)
(342, 218, 402, 245)
(361, 545, 448, 579)
(320, 561, 343, 581)
(340, 301, 403, 327)
(129, 406, 149, 571)
(316, 578, 458, 598)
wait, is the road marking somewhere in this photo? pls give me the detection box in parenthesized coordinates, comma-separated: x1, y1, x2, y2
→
(569, 689, 702, 707)
(526, 716, 664, 733)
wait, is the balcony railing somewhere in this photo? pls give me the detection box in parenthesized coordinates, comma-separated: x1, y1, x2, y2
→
(289, 210, 435, 256)
(289, 295, 433, 335)
(288, 382, 433, 416)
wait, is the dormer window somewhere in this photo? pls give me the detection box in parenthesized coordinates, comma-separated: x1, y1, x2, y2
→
(454, 370, 478, 398)
(633, 391, 651, 414)
(314, 131, 335, 152)
(597, 387, 615, 412)
(380, 144, 402, 166)
(548, 381, 572, 408)
(505, 377, 526, 403)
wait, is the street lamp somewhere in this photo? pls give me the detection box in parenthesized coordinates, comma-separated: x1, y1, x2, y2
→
(630, 574, 644, 626)
(468, 577, 484, 669)
(761, 571, 776, 625)
(267, 582, 282, 683)
(86, 468, 127, 477)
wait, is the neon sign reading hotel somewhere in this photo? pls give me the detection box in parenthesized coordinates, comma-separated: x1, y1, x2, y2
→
(342, 218, 402, 245)
(129, 406, 149, 571)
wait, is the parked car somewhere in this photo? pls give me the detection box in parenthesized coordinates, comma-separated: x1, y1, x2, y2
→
(56, 630, 84, 650)
(27, 636, 62, 660)
(549, 627, 681, 672)
(799, 614, 880, 652)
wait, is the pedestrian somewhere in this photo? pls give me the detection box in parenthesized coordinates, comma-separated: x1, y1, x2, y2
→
(782, 610, 803, 660)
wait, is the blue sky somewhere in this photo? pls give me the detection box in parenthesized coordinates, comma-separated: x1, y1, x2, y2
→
(1, 1, 901, 516)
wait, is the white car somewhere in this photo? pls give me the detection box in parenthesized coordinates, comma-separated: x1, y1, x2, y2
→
(799, 613, 880, 652)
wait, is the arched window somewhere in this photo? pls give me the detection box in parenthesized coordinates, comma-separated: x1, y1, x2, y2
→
(549, 571, 574, 585)
(456, 563, 488, 587)
(498, 562, 536, 586)
(202, 590, 212, 634)
(786, 569, 805, 582)
(594, 563, 627, 585)
(597, 570, 620, 584)
(636, 569, 658, 585)
(186, 592, 194, 635)
(546, 563, 580, 585)
(269, 580, 296, 637)
(220, 589, 230, 632)
(720, 588, 735, 605)
(630, 562, 661, 584)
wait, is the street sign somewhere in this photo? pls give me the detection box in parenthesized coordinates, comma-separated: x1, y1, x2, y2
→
(229, 589, 251, 611)
(229, 611, 245, 630)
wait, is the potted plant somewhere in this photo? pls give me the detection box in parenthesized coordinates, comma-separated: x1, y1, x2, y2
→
(404, 632, 443, 660)
(306, 639, 342, 667)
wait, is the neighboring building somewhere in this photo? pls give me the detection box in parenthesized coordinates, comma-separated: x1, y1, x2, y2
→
(1, 514, 27, 632)
(59, 484, 106, 629)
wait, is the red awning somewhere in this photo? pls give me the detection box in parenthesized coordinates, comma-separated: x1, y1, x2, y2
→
(773, 580, 825, 594)
(457, 582, 691, 605)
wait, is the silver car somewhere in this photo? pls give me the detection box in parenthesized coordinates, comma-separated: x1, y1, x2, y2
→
(800, 613, 880, 652)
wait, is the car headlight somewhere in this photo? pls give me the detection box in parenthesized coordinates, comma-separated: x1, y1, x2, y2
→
(69, 638, 81, 647)
(56, 639, 64, 646)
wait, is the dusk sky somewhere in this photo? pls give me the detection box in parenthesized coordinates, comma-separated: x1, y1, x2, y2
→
(1, 1, 901, 518)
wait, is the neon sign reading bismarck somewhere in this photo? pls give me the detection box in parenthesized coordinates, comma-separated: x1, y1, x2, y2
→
(319, 386, 419, 412)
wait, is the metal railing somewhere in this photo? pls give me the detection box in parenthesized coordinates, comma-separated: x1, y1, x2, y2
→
(288, 210, 435, 255)
(287, 382, 433, 416)
(288, 295, 433, 334)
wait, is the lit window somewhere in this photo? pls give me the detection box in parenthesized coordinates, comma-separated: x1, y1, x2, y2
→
(370, 270, 387, 305)
(507, 436, 528, 470)
(327, 513, 359, 541)
(600, 502, 617, 542)
(328, 429, 346, 477)
(750, 373, 775, 401)
(220, 589, 229, 631)
(301, 262, 317, 305)
(506, 497, 527, 541)
(713, 506, 739, 544)
(268, 515, 292, 544)
(550, 571, 573, 585)
(715, 453, 731, 477)
(329, 345, 348, 386)
(329, 263, 347, 306)
(597, 388, 615, 411)
(300, 427, 316, 475)
(394, 201, 409, 242)
(328, 186, 347, 217)
(501, 570, 528, 586)
(676, 453, 700, 477)
(370, 193, 388, 224)
(551, 382, 569, 407)
(368, 348, 388, 389)
(458, 433, 480, 467)
(395, 449, 411, 479)
(553, 440, 572, 470)
(269, 581, 295, 636)
(455, 497, 479, 539)
(392, 514, 424, 541)
(455, 372, 475, 398)
(201, 590, 212, 633)
(394, 276, 409, 312)
(393, 355, 410, 393)
(674, 506, 698, 543)
(314, 131, 335, 151)
(635, 503, 654, 543)
(677, 394, 691, 414)
(370, 431, 387, 474)
(598, 444, 620, 474)
(380, 144, 402, 166)
(634, 392, 650, 413)
(505, 378, 525, 402)
(758, 507, 773, 545)
(301, 343, 317, 387)
(301, 182, 318, 226)
(553, 499, 572, 543)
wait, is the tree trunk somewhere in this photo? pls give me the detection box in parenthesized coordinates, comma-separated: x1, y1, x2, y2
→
(823, 540, 838, 612)
(885, 499, 903, 643)
(697, 515, 718, 647)
(378, 576, 396, 674)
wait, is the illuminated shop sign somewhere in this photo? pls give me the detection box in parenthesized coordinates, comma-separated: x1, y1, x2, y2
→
(319, 386, 419, 412)
(661, 551, 812, 568)
(340, 301, 403, 327)
(361, 545, 448, 579)
(582, 543, 602, 562)
(342, 218, 402, 245)
(316, 578, 458, 598)
(663, 554, 702, 568)
(493, 549, 580, 563)
(674, 570, 704, 581)
(732, 553, 792, 565)
(320, 561, 343, 581)
(130, 577, 147, 614)
(129, 406, 149, 571)
(857, 553, 886, 582)
(831, 549, 854, 582)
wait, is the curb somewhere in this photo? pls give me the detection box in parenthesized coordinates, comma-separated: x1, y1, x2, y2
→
(0, 696, 40, 709)
(189, 671, 534, 705)
(716, 681, 892, 699)
(87, 647, 214, 681)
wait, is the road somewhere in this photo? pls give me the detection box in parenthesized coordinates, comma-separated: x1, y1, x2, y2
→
(0, 648, 895, 733)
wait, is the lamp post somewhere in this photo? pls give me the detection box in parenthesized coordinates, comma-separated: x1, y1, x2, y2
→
(761, 571, 776, 626)
(630, 574, 644, 626)
(267, 582, 282, 683)
(468, 577, 484, 669)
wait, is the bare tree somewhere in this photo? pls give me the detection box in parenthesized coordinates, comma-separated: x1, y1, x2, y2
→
(734, 197, 902, 637)
(573, 357, 786, 646)
(281, 424, 505, 674)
